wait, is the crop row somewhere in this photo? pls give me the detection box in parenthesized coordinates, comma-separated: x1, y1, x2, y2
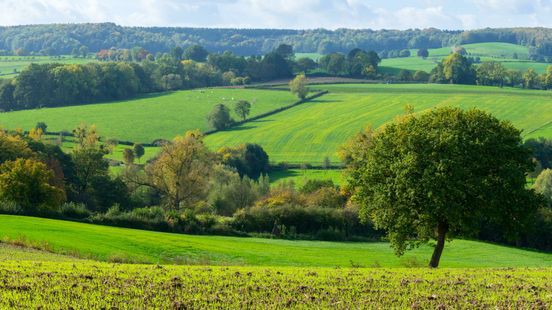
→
(0, 261, 550, 309)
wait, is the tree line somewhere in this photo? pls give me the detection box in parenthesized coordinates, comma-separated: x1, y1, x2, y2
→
(428, 52, 552, 89)
(3, 23, 552, 60)
(0, 44, 379, 111)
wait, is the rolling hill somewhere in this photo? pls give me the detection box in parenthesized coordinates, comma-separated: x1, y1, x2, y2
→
(1, 215, 550, 267)
(0, 88, 297, 143)
(205, 84, 552, 164)
(380, 42, 550, 74)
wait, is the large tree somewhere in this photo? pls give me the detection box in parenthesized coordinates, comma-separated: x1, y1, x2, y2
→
(234, 100, 251, 121)
(344, 107, 541, 267)
(145, 131, 213, 210)
(0, 158, 65, 212)
(441, 53, 476, 84)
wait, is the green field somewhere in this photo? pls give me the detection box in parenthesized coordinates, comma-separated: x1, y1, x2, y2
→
(0, 88, 297, 143)
(381, 42, 550, 73)
(0, 258, 549, 308)
(295, 52, 324, 60)
(205, 84, 552, 163)
(1, 215, 550, 268)
(269, 169, 344, 186)
(0, 55, 95, 78)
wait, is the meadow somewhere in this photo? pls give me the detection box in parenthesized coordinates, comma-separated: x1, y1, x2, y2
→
(0, 55, 95, 78)
(1, 215, 550, 268)
(206, 83, 552, 163)
(380, 42, 550, 73)
(0, 88, 298, 143)
(0, 258, 549, 308)
(269, 169, 345, 186)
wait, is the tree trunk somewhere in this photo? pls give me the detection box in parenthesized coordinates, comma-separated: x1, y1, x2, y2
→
(429, 221, 448, 268)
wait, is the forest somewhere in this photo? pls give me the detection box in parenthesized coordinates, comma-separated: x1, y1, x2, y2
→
(2, 23, 552, 60)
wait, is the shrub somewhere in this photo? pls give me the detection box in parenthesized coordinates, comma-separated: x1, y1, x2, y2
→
(60, 202, 91, 219)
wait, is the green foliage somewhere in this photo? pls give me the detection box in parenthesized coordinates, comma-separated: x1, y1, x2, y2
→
(207, 104, 234, 130)
(345, 107, 542, 267)
(476, 61, 507, 86)
(133, 144, 145, 162)
(0, 158, 65, 212)
(534, 169, 552, 206)
(219, 143, 269, 180)
(233, 100, 251, 121)
(289, 74, 309, 99)
(440, 53, 476, 84)
(145, 131, 214, 210)
(184, 45, 208, 62)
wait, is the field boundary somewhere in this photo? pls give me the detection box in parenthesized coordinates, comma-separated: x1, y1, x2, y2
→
(203, 90, 329, 136)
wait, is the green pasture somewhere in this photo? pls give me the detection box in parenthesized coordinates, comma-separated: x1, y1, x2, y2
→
(0, 88, 297, 144)
(205, 84, 552, 163)
(1, 215, 550, 267)
(381, 43, 550, 73)
(0, 55, 94, 78)
(269, 169, 344, 186)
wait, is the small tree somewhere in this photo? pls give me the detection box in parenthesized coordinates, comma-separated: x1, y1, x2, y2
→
(133, 144, 145, 163)
(289, 74, 309, 100)
(417, 48, 429, 58)
(344, 107, 541, 268)
(234, 100, 251, 121)
(123, 148, 135, 166)
(323, 156, 331, 170)
(207, 104, 234, 130)
(35, 122, 48, 133)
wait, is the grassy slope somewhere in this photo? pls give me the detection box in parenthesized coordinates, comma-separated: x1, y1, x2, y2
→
(1, 215, 550, 268)
(0, 56, 95, 78)
(206, 84, 552, 163)
(269, 169, 344, 186)
(0, 88, 297, 143)
(381, 42, 550, 73)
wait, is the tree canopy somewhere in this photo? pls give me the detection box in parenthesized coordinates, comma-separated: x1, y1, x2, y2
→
(344, 107, 542, 267)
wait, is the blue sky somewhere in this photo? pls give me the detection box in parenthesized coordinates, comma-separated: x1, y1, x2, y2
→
(0, 0, 551, 29)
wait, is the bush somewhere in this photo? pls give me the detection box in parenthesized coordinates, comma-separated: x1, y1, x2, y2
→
(0, 200, 22, 214)
(60, 202, 91, 219)
(232, 204, 379, 240)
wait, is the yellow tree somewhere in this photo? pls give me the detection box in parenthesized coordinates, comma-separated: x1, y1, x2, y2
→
(289, 74, 309, 99)
(146, 131, 214, 210)
(0, 158, 65, 212)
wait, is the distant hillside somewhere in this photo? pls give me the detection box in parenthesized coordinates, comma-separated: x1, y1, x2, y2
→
(2, 23, 552, 57)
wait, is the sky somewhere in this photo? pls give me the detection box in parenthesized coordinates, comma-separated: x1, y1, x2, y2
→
(0, 0, 551, 30)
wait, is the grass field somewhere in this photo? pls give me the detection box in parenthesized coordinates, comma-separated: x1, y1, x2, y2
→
(1, 215, 550, 268)
(0, 55, 95, 78)
(269, 169, 344, 186)
(0, 88, 298, 143)
(380, 42, 550, 73)
(205, 84, 552, 163)
(0, 259, 549, 308)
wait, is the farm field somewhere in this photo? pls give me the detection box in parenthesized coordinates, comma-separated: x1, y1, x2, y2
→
(0, 88, 298, 143)
(269, 169, 345, 186)
(380, 42, 550, 73)
(206, 83, 552, 163)
(0, 259, 549, 309)
(1, 215, 551, 268)
(0, 55, 95, 78)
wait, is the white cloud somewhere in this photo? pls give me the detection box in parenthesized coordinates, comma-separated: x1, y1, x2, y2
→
(0, 0, 552, 29)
